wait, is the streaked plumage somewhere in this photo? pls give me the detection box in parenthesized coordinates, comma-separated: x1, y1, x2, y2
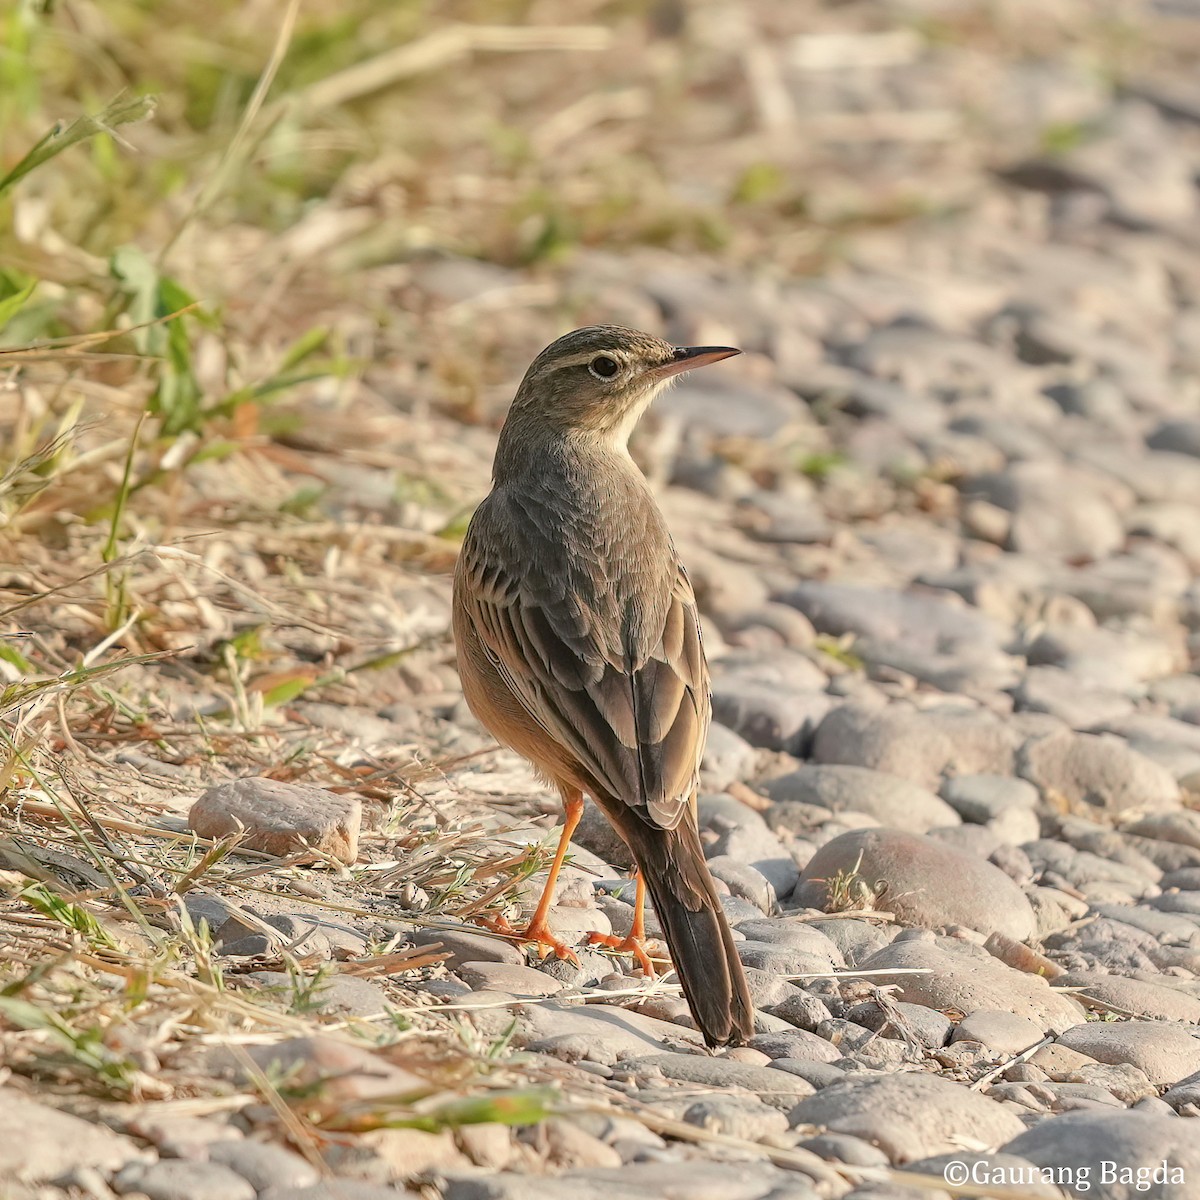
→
(453, 325, 754, 1047)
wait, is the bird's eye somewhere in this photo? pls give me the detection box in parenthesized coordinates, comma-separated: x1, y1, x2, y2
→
(588, 355, 619, 380)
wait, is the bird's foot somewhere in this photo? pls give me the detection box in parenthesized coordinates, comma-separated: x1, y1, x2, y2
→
(588, 930, 659, 978)
(477, 913, 580, 966)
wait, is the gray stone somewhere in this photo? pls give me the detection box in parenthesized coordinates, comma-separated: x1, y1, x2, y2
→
(458, 961, 566, 997)
(770, 1058, 849, 1090)
(1148, 417, 1200, 457)
(618, 1052, 814, 1109)
(788, 1072, 1025, 1163)
(681, 1095, 789, 1140)
(1004, 1110, 1200, 1199)
(1026, 625, 1184, 686)
(812, 703, 1021, 790)
(767, 987, 835, 1032)
(737, 940, 837, 975)
(903, 1153, 1062, 1199)
(857, 938, 1085, 1030)
(1056, 972, 1200, 1022)
(1013, 666, 1135, 729)
(1058, 1062, 1156, 1104)
(939, 773, 1038, 823)
(1056, 1021, 1200, 1086)
(795, 828, 1036, 940)
(188, 778, 362, 865)
(1018, 731, 1181, 815)
(701, 723, 758, 790)
(733, 920, 844, 965)
(413, 925, 525, 968)
(778, 582, 1013, 690)
(207, 1141, 319, 1193)
(0, 1089, 146, 1182)
(113, 1160, 256, 1200)
(245, 971, 390, 1018)
(766, 766, 959, 834)
(748, 1029, 844, 1063)
(846, 1000, 952, 1048)
(708, 856, 776, 912)
(806, 918, 895, 967)
(262, 1185, 409, 1200)
(521, 1001, 702, 1064)
(800, 1132, 890, 1167)
(952, 1010, 1049, 1054)
(965, 461, 1124, 561)
(711, 680, 833, 755)
(708, 823, 799, 899)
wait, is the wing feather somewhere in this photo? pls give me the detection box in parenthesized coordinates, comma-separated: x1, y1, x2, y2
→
(457, 492, 709, 830)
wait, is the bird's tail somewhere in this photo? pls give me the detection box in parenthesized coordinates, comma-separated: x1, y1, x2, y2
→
(620, 814, 755, 1047)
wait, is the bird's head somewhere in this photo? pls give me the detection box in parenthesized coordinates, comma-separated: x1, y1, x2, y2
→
(505, 324, 740, 447)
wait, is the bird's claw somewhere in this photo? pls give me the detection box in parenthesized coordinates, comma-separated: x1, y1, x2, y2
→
(588, 930, 659, 978)
(477, 913, 580, 966)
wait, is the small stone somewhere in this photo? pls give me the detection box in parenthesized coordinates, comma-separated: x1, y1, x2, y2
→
(617, 1052, 814, 1109)
(1055, 1021, 1200, 1087)
(521, 1001, 703, 1064)
(766, 765, 959, 834)
(413, 926, 524, 968)
(788, 1072, 1025, 1163)
(222, 1036, 429, 1104)
(707, 856, 776, 911)
(1055, 972, 1200, 1022)
(244, 971, 390, 1018)
(708, 822, 800, 899)
(1060, 1062, 1156, 1104)
(939, 774, 1038, 823)
(768, 988, 835, 1032)
(812, 703, 1020, 790)
(800, 1132, 890, 1168)
(458, 961, 565, 996)
(207, 1141, 319, 1192)
(454, 1123, 513, 1170)
(749, 1029, 844, 1063)
(188, 778, 362, 864)
(701, 722, 758, 790)
(857, 939, 1084, 1031)
(113, 1160, 255, 1200)
(1018, 731, 1180, 816)
(846, 1000, 952, 1049)
(353, 1127, 467, 1178)
(1004, 1110, 1200, 1197)
(965, 461, 1124, 561)
(681, 1095, 790, 1140)
(535, 1117, 622, 1169)
(1031, 1043, 1099, 1073)
(952, 1010, 1048, 1055)
(795, 828, 1036, 941)
(0, 1089, 146, 1182)
(261, 1184, 405, 1200)
(124, 1112, 241, 1158)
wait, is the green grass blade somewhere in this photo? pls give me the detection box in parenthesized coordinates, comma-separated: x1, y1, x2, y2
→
(0, 93, 157, 198)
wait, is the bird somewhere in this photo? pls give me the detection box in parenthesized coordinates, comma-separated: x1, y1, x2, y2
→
(452, 323, 755, 1048)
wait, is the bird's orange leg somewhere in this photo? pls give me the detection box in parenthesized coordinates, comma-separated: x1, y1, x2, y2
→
(589, 868, 659, 978)
(479, 789, 584, 965)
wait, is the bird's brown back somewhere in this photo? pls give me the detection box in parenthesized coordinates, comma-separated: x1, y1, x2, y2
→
(456, 431, 709, 829)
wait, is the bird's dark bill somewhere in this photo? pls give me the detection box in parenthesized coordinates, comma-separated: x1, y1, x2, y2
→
(652, 345, 741, 379)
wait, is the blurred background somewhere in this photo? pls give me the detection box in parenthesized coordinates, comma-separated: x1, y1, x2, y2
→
(4, 0, 1200, 1136)
(3, 0, 1200, 720)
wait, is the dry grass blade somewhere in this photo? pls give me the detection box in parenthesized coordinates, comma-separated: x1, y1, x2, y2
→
(292, 23, 613, 114)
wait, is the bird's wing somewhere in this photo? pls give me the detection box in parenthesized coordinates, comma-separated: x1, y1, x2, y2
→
(457, 499, 709, 830)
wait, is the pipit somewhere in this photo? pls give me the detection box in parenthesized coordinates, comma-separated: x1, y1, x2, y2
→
(453, 324, 754, 1047)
